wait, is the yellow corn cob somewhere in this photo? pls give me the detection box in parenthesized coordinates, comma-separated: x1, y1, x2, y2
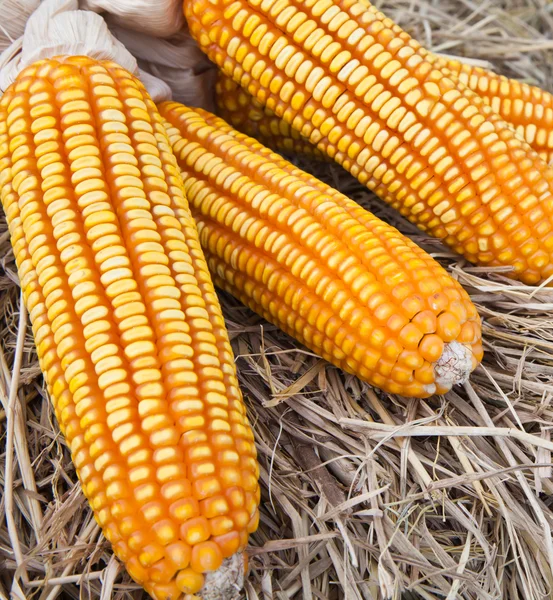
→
(0, 56, 259, 600)
(434, 59, 553, 165)
(160, 102, 483, 399)
(359, 0, 553, 164)
(217, 67, 553, 165)
(216, 72, 326, 159)
(185, 0, 553, 285)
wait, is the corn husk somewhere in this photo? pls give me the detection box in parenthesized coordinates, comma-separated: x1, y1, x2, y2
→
(0, 0, 171, 101)
(0, 0, 41, 52)
(111, 25, 217, 111)
(80, 0, 184, 37)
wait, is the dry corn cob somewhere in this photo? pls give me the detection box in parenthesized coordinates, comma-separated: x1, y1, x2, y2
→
(160, 102, 483, 398)
(434, 58, 553, 165)
(358, 0, 553, 164)
(216, 72, 326, 159)
(217, 67, 553, 165)
(185, 0, 553, 285)
(0, 56, 259, 600)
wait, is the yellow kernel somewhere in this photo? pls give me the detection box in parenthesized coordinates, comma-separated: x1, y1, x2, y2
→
(176, 569, 205, 594)
(419, 334, 445, 363)
(180, 516, 211, 545)
(191, 541, 224, 573)
(166, 542, 192, 569)
(436, 312, 462, 342)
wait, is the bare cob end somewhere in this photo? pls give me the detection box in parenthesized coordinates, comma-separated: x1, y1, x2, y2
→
(200, 553, 245, 600)
(432, 341, 473, 394)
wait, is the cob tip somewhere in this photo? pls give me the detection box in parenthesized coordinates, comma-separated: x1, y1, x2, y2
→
(431, 341, 473, 394)
(199, 552, 245, 600)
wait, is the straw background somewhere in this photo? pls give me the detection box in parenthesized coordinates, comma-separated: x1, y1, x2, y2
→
(1, 1, 553, 599)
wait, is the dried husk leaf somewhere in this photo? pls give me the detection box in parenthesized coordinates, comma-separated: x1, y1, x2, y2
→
(0, 0, 171, 101)
(0, 0, 40, 52)
(80, 0, 184, 37)
(110, 25, 217, 111)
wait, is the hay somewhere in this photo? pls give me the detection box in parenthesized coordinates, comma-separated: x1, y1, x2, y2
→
(1, 1, 553, 599)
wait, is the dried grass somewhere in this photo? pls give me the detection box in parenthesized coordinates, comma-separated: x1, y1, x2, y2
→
(2, 1, 553, 599)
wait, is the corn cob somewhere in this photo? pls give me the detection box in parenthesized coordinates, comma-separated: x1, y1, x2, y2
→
(160, 102, 483, 398)
(358, 0, 553, 164)
(217, 67, 553, 165)
(185, 0, 553, 285)
(216, 72, 326, 159)
(433, 59, 553, 165)
(0, 56, 259, 600)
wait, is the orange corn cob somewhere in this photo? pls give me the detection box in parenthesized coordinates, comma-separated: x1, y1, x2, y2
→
(160, 102, 483, 399)
(185, 0, 553, 285)
(434, 58, 553, 165)
(216, 72, 326, 159)
(358, 0, 553, 164)
(0, 56, 259, 600)
(216, 67, 553, 165)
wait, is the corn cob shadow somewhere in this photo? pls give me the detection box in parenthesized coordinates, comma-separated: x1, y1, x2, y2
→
(160, 102, 483, 399)
(0, 56, 259, 600)
(185, 0, 553, 285)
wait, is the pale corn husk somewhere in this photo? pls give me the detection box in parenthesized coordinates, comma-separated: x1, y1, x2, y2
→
(0, 0, 171, 100)
(0, 0, 41, 52)
(80, 0, 184, 37)
(111, 25, 217, 111)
